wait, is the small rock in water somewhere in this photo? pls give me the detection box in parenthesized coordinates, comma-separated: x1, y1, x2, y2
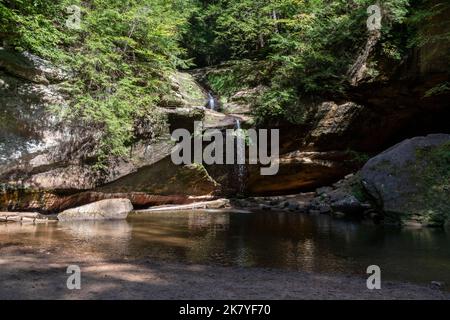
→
(318, 205, 332, 214)
(316, 187, 333, 196)
(431, 281, 444, 289)
(332, 212, 346, 219)
(331, 195, 364, 214)
(288, 203, 300, 211)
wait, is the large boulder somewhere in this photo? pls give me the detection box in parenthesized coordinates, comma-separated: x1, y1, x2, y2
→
(361, 134, 450, 227)
(57, 199, 133, 221)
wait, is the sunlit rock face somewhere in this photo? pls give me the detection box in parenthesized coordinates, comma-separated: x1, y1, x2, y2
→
(0, 50, 103, 194)
(0, 47, 74, 164)
(0, 71, 66, 164)
(0, 49, 219, 213)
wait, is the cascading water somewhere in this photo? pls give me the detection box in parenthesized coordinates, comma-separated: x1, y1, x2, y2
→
(235, 119, 246, 194)
(207, 92, 216, 111)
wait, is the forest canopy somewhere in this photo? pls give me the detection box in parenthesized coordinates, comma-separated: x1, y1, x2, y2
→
(1, 0, 448, 162)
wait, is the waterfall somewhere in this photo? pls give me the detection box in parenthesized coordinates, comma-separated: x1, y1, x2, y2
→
(207, 92, 216, 111)
(235, 119, 246, 194)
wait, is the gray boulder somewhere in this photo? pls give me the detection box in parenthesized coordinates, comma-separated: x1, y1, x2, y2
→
(361, 134, 450, 226)
(57, 199, 133, 221)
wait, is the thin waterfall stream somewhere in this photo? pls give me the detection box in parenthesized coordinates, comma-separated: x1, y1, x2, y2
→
(207, 92, 216, 111)
(235, 119, 247, 194)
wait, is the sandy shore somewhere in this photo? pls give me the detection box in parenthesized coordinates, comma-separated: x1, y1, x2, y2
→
(0, 243, 448, 300)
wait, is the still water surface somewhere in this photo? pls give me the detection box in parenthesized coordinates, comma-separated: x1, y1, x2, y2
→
(1, 210, 449, 286)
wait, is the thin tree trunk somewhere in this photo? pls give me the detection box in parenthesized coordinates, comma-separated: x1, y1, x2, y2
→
(348, 30, 381, 86)
(272, 9, 279, 33)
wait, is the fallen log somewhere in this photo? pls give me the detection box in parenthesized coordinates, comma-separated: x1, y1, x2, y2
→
(134, 199, 231, 213)
(0, 212, 56, 223)
(0, 212, 39, 218)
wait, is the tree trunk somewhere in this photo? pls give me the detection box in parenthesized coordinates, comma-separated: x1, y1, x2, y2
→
(347, 30, 382, 86)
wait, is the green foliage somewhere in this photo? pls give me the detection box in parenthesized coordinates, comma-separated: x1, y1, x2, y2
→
(257, 88, 296, 121)
(352, 182, 368, 203)
(183, 0, 414, 124)
(407, 1, 450, 47)
(412, 142, 450, 226)
(408, 1, 450, 98)
(0, 0, 75, 59)
(2, 0, 444, 160)
(0, 0, 195, 164)
(206, 60, 269, 98)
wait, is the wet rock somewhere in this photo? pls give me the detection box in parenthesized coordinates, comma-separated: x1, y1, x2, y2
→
(318, 204, 332, 214)
(330, 195, 364, 215)
(430, 281, 444, 289)
(259, 204, 272, 211)
(403, 220, 424, 228)
(57, 199, 133, 221)
(287, 202, 300, 211)
(366, 210, 382, 221)
(316, 187, 333, 196)
(268, 200, 279, 206)
(332, 212, 346, 219)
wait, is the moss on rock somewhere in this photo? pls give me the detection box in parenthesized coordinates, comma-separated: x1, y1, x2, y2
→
(361, 134, 450, 227)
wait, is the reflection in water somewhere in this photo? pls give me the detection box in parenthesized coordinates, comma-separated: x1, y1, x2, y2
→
(61, 220, 132, 239)
(0, 211, 449, 287)
(188, 212, 230, 232)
